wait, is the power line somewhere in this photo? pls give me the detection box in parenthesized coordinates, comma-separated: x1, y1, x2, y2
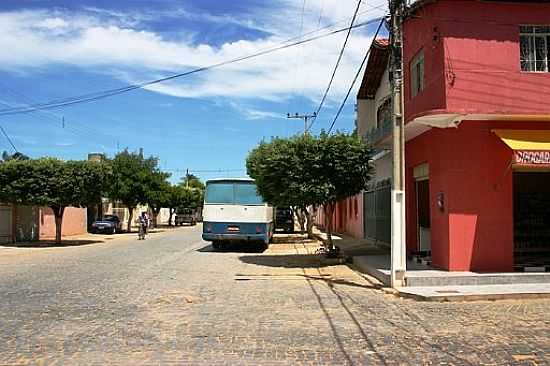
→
(308, 0, 364, 132)
(328, 17, 385, 133)
(0, 82, 118, 143)
(0, 17, 385, 117)
(0, 124, 18, 152)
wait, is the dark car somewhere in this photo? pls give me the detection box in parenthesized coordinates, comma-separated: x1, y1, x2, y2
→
(175, 208, 197, 226)
(91, 215, 121, 234)
(275, 207, 294, 233)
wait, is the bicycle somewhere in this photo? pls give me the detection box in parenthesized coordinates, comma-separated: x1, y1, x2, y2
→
(138, 222, 146, 240)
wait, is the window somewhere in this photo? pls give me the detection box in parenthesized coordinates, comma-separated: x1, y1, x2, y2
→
(205, 183, 234, 204)
(205, 181, 264, 205)
(234, 183, 264, 205)
(520, 25, 550, 72)
(376, 98, 392, 128)
(410, 50, 425, 98)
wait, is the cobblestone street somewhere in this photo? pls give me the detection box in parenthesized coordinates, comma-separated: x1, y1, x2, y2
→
(1, 225, 549, 365)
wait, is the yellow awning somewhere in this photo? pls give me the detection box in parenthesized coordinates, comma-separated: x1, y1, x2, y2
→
(493, 130, 550, 150)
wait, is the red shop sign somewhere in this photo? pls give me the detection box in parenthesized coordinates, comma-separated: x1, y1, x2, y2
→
(514, 150, 550, 166)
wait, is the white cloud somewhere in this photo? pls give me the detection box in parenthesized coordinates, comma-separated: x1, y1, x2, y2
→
(0, 1, 388, 106)
(228, 101, 282, 120)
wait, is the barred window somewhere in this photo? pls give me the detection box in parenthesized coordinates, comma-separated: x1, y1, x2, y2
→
(520, 25, 550, 72)
(410, 50, 425, 98)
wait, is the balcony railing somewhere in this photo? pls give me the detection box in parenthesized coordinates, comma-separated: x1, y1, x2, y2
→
(364, 116, 392, 146)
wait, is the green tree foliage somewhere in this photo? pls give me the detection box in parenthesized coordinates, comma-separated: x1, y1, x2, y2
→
(108, 149, 164, 232)
(0, 158, 111, 244)
(182, 173, 205, 190)
(145, 171, 172, 227)
(247, 132, 373, 248)
(1, 151, 29, 162)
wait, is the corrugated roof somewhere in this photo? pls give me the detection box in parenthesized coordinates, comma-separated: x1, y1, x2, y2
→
(357, 38, 390, 100)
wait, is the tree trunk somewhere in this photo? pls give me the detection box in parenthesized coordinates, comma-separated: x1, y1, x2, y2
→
(305, 206, 316, 239)
(51, 206, 66, 245)
(293, 206, 306, 234)
(324, 203, 335, 250)
(127, 207, 134, 233)
(152, 207, 161, 228)
(168, 207, 174, 226)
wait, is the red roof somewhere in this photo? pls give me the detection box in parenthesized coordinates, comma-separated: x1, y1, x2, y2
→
(357, 38, 390, 100)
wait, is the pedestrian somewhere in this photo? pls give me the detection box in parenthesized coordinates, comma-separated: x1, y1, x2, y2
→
(138, 212, 148, 240)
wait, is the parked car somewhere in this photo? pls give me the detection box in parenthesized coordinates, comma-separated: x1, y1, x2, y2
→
(175, 208, 197, 226)
(275, 207, 294, 233)
(91, 215, 121, 234)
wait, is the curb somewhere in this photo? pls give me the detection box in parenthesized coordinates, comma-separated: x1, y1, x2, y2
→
(395, 290, 550, 302)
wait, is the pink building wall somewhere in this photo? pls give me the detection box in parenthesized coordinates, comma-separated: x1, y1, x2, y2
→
(402, 0, 550, 271)
(39, 207, 87, 239)
(316, 194, 364, 239)
(404, 0, 550, 122)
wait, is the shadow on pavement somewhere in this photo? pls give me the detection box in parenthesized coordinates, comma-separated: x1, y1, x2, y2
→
(197, 242, 267, 254)
(1, 240, 104, 248)
(239, 254, 332, 268)
(271, 234, 317, 245)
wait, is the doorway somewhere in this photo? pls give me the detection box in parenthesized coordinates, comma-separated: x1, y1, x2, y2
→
(416, 179, 431, 253)
(513, 172, 550, 269)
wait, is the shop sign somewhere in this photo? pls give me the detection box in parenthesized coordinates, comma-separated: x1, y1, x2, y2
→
(514, 150, 550, 166)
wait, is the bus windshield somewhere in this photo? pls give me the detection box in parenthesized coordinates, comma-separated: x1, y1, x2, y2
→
(205, 181, 264, 205)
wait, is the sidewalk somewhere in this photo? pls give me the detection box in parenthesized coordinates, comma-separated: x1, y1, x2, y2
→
(0, 225, 184, 250)
(313, 226, 550, 301)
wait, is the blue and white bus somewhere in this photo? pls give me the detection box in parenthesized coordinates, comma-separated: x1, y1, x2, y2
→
(202, 178, 274, 249)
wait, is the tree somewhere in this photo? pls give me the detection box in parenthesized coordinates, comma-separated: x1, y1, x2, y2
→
(247, 134, 321, 239)
(181, 173, 205, 190)
(1, 151, 29, 162)
(0, 158, 111, 244)
(166, 185, 185, 226)
(145, 171, 172, 227)
(247, 132, 373, 250)
(108, 149, 162, 233)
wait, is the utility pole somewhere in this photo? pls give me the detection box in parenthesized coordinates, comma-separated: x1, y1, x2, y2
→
(286, 112, 317, 135)
(186, 168, 189, 188)
(389, 0, 407, 287)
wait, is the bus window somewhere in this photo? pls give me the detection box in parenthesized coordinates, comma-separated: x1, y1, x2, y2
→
(235, 183, 264, 205)
(205, 183, 234, 204)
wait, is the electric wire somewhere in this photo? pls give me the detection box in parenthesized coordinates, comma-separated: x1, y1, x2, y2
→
(0, 91, 116, 151)
(0, 16, 386, 116)
(0, 124, 18, 152)
(307, 0, 364, 132)
(327, 17, 385, 133)
(0, 82, 118, 142)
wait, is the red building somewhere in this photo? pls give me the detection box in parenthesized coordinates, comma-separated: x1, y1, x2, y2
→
(401, 0, 550, 271)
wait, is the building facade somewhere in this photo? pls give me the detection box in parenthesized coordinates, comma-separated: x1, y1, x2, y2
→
(0, 203, 87, 243)
(401, 0, 550, 271)
(332, 0, 550, 273)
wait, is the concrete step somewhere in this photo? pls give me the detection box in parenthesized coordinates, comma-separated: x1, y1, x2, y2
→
(405, 272, 550, 287)
(398, 283, 550, 302)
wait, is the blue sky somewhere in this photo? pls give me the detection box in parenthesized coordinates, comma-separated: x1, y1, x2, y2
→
(0, 0, 387, 183)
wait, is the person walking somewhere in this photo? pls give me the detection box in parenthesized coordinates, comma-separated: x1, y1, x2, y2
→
(138, 212, 148, 240)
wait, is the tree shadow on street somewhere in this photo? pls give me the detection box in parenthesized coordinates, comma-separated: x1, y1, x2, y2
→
(1, 239, 104, 248)
(239, 254, 331, 268)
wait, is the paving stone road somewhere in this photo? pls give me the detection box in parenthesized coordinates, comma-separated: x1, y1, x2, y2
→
(1, 225, 549, 365)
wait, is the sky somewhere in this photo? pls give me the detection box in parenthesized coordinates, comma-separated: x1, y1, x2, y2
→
(0, 0, 388, 183)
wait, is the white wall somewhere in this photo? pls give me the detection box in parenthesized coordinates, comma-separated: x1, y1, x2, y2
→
(356, 62, 391, 136)
(373, 151, 392, 182)
(374, 65, 391, 115)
